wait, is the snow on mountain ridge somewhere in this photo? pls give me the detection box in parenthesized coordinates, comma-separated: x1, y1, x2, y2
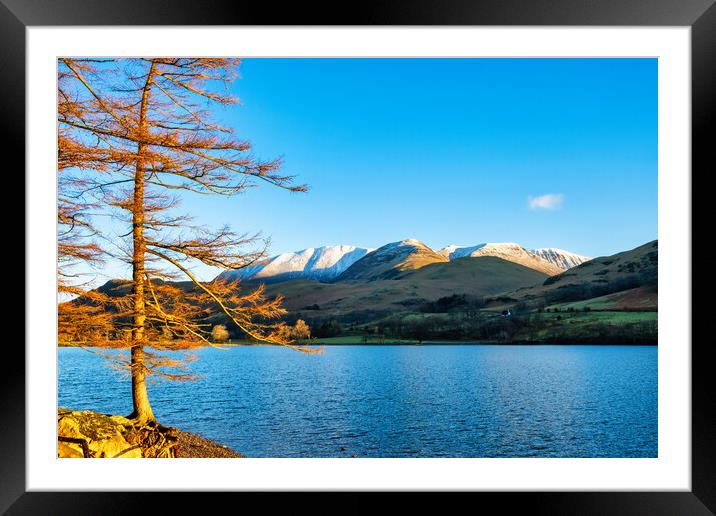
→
(382, 238, 428, 251)
(530, 248, 591, 270)
(439, 243, 589, 271)
(216, 240, 591, 283)
(437, 242, 565, 275)
(218, 244, 374, 283)
(439, 243, 487, 260)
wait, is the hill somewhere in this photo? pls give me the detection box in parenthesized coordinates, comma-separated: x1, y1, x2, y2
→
(487, 240, 658, 310)
(396, 255, 548, 286)
(336, 239, 448, 281)
(262, 256, 547, 322)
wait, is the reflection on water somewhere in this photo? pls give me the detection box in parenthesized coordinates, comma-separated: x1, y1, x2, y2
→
(58, 345, 657, 457)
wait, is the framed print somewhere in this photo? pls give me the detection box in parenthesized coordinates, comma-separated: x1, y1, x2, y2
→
(5, 0, 714, 513)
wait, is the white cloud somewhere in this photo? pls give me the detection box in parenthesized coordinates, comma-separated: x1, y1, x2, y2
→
(528, 193, 564, 210)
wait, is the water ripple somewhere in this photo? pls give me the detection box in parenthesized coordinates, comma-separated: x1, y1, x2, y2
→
(58, 345, 657, 458)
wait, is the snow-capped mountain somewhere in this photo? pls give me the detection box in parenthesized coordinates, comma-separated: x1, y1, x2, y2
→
(530, 248, 591, 270)
(337, 238, 448, 281)
(215, 240, 591, 284)
(217, 245, 373, 283)
(437, 242, 565, 276)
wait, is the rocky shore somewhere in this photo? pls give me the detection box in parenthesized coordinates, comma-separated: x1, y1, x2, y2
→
(175, 431, 243, 458)
(58, 409, 243, 458)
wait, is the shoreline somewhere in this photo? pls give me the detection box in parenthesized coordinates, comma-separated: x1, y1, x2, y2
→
(214, 339, 658, 346)
(176, 430, 243, 458)
(311, 342, 658, 346)
(60, 340, 659, 349)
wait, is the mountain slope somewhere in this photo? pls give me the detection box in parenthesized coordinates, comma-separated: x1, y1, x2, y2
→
(531, 248, 591, 270)
(265, 256, 548, 317)
(336, 239, 448, 281)
(396, 255, 548, 286)
(489, 240, 658, 309)
(217, 245, 373, 283)
(438, 243, 564, 276)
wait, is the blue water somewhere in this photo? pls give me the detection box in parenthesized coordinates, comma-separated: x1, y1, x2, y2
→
(58, 345, 657, 457)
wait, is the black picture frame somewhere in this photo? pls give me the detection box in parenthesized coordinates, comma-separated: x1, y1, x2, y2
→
(4, 0, 712, 513)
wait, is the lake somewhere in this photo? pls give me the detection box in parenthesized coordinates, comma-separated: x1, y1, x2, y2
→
(58, 345, 657, 457)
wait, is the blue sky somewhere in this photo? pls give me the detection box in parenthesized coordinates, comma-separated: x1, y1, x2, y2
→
(96, 58, 658, 281)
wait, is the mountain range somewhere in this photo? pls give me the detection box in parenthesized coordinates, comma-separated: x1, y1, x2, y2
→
(91, 239, 657, 344)
(218, 239, 591, 284)
(249, 239, 657, 343)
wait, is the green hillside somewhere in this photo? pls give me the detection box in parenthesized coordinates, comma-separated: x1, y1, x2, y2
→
(262, 256, 547, 320)
(486, 240, 658, 310)
(398, 255, 547, 285)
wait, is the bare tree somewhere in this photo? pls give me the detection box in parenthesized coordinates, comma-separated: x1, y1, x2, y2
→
(58, 58, 314, 424)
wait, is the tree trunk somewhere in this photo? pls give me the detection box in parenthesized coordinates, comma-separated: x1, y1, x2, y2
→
(128, 61, 156, 424)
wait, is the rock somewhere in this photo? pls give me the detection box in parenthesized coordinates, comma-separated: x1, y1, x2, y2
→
(57, 409, 142, 458)
(57, 440, 84, 458)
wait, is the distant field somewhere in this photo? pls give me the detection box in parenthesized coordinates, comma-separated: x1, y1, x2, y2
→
(514, 310, 657, 344)
(546, 286, 657, 312)
(539, 310, 657, 324)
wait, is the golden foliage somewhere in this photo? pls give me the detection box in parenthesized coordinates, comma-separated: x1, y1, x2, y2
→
(58, 58, 314, 420)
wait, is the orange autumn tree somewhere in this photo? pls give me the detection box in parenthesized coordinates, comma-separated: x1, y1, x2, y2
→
(57, 166, 113, 344)
(57, 85, 113, 343)
(58, 57, 314, 424)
